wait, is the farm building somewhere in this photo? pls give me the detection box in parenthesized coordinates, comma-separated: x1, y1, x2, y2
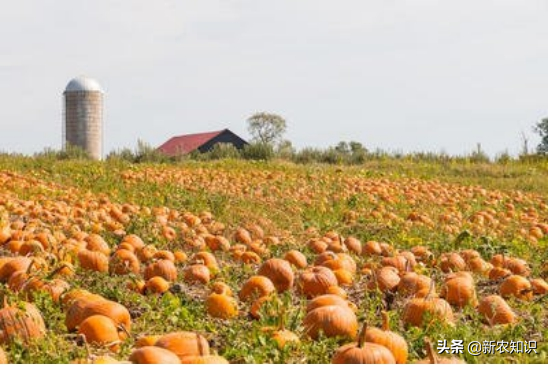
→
(158, 129, 248, 156)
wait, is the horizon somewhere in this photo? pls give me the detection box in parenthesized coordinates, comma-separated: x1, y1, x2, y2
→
(1, 2, 547, 158)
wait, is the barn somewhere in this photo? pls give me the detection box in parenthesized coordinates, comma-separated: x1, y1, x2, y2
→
(158, 129, 248, 156)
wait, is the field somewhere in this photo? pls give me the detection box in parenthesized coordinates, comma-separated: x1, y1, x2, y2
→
(0, 155, 547, 363)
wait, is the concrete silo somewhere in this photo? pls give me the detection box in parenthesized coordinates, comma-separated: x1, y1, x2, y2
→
(63, 76, 104, 160)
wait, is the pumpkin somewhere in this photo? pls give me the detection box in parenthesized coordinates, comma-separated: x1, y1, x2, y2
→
(0, 301, 46, 344)
(137, 245, 158, 263)
(0, 225, 11, 245)
(184, 264, 210, 285)
(365, 311, 408, 364)
(381, 255, 413, 272)
(144, 260, 178, 281)
(155, 332, 210, 361)
(363, 241, 382, 256)
(257, 259, 294, 293)
(398, 273, 431, 297)
(334, 269, 354, 286)
(173, 250, 188, 264)
(211, 282, 233, 296)
(85, 234, 111, 256)
(343, 236, 362, 254)
(192, 252, 218, 271)
(239, 251, 262, 264)
(135, 334, 162, 348)
(332, 322, 396, 364)
(0, 257, 33, 282)
(129, 346, 181, 364)
(499, 275, 533, 301)
(77, 250, 109, 273)
(367, 267, 400, 292)
(205, 235, 231, 252)
(402, 286, 454, 328)
(297, 266, 339, 298)
(489, 267, 512, 281)
(439, 253, 466, 273)
(306, 294, 356, 313)
(317, 252, 357, 274)
(284, 250, 307, 269)
(250, 296, 275, 319)
(505, 258, 531, 277)
(145, 276, 170, 295)
(271, 329, 300, 349)
(326, 285, 348, 298)
(180, 355, 229, 364)
(206, 292, 238, 319)
(77, 315, 123, 351)
(531, 278, 548, 295)
(234, 228, 252, 245)
(303, 304, 358, 340)
(153, 250, 176, 262)
(478, 295, 517, 325)
(109, 249, 140, 275)
(239, 276, 276, 302)
(66, 298, 131, 333)
(440, 272, 478, 308)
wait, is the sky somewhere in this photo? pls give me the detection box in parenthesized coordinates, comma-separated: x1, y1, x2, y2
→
(1, 1, 548, 157)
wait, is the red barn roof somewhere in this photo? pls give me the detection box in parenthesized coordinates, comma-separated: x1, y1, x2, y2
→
(158, 130, 224, 155)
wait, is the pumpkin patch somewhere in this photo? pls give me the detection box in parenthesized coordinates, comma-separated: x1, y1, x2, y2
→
(0, 158, 544, 363)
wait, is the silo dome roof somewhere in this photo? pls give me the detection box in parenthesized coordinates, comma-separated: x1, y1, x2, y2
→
(64, 76, 104, 93)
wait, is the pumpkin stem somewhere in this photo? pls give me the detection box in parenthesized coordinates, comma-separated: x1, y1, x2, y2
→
(381, 311, 390, 331)
(46, 263, 69, 280)
(425, 276, 436, 301)
(277, 298, 286, 331)
(425, 338, 438, 364)
(357, 321, 368, 348)
(118, 323, 131, 338)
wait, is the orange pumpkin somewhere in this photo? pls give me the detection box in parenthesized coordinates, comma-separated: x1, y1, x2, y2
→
(184, 264, 210, 285)
(239, 276, 276, 302)
(144, 260, 178, 281)
(365, 312, 408, 364)
(297, 266, 338, 298)
(332, 322, 396, 364)
(129, 346, 181, 364)
(284, 250, 307, 269)
(109, 249, 140, 275)
(303, 304, 358, 340)
(206, 292, 238, 319)
(77, 315, 123, 351)
(257, 259, 294, 293)
(145, 276, 170, 295)
(155, 331, 210, 361)
(499, 275, 533, 301)
(77, 250, 109, 273)
(0, 301, 46, 344)
(65, 298, 131, 333)
(478, 295, 517, 325)
(440, 273, 478, 308)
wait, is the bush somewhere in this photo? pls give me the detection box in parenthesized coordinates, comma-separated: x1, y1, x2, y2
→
(242, 143, 274, 160)
(35, 145, 91, 160)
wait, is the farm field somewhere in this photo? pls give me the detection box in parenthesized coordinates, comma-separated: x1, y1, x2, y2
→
(0, 156, 547, 363)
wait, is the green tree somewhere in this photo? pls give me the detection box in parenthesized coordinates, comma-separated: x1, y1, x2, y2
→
(535, 118, 548, 154)
(247, 112, 287, 146)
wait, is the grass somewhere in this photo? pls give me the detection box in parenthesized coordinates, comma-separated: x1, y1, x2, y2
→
(0, 155, 546, 363)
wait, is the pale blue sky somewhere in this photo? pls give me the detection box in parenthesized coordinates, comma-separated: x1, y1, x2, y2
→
(1, 1, 547, 157)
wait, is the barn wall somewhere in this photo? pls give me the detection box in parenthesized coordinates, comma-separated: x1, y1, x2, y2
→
(197, 130, 248, 152)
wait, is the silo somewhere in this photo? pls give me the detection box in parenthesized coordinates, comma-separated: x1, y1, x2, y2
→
(63, 76, 104, 160)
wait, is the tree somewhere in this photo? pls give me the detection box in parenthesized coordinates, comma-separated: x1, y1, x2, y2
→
(535, 118, 548, 154)
(247, 112, 287, 146)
